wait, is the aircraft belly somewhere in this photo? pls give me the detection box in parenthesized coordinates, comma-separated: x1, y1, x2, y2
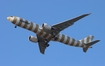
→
(55, 33, 85, 48)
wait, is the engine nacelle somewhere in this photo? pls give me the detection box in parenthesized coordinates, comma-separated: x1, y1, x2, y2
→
(42, 23, 51, 31)
(29, 36, 38, 43)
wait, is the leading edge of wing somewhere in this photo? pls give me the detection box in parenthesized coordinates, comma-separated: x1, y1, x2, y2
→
(52, 13, 91, 32)
(37, 35, 50, 54)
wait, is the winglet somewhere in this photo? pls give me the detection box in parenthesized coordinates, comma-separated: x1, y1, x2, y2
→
(82, 13, 91, 17)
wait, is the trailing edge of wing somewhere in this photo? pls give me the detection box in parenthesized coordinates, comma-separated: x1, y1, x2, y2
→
(52, 13, 91, 33)
(37, 35, 49, 54)
(38, 42, 46, 54)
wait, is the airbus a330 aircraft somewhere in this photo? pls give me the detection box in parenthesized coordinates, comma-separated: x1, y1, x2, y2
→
(7, 13, 100, 54)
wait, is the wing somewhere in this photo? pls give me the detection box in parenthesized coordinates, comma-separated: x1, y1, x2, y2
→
(52, 13, 91, 34)
(37, 35, 49, 54)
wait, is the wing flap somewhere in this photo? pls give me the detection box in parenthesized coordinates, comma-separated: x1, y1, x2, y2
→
(52, 13, 91, 33)
(38, 42, 47, 54)
(37, 35, 49, 54)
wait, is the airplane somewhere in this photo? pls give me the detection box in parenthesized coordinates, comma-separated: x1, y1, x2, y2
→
(7, 13, 100, 54)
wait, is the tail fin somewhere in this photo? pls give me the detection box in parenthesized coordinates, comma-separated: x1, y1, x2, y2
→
(79, 35, 94, 44)
(79, 35, 100, 52)
(83, 40, 100, 52)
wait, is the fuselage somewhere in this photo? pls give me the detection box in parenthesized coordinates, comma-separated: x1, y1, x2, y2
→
(7, 16, 87, 48)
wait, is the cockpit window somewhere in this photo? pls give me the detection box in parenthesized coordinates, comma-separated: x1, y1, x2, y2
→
(10, 16, 13, 17)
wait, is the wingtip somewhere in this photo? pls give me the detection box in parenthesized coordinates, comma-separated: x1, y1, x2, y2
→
(86, 13, 91, 15)
(96, 40, 100, 42)
(89, 13, 91, 15)
(41, 52, 44, 55)
(82, 13, 91, 17)
(41, 52, 45, 54)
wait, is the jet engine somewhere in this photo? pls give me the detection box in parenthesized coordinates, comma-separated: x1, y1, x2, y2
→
(29, 36, 38, 43)
(42, 23, 52, 31)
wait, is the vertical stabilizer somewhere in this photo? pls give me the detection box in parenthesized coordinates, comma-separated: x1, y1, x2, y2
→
(79, 35, 100, 52)
(79, 35, 94, 44)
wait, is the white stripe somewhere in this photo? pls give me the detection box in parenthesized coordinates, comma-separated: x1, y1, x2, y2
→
(26, 23, 31, 29)
(78, 41, 82, 47)
(15, 17, 20, 25)
(21, 22, 25, 27)
(40, 32, 46, 37)
(84, 38, 87, 44)
(69, 38, 73, 45)
(58, 34, 62, 41)
(46, 34, 51, 39)
(89, 35, 91, 42)
(36, 29, 41, 34)
(63, 35, 67, 43)
(31, 23, 36, 31)
(89, 35, 92, 42)
(22, 19, 25, 22)
(74, 40, 78, 46)
(56, 34, 60, 41)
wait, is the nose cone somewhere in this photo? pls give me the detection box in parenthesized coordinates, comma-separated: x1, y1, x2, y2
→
(7, 16, 14, 22)
(7, 17, 11, 21)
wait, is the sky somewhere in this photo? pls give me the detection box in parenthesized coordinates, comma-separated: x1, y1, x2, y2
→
(0, 0, 105, 66)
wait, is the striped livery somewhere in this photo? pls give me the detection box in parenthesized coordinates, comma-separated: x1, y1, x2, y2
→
(7, 16, 94, 48)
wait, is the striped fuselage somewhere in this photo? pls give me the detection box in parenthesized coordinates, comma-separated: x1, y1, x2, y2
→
(7, 16, 89, 48)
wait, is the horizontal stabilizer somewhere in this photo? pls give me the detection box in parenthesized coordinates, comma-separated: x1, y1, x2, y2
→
(83, 40, 100, 52)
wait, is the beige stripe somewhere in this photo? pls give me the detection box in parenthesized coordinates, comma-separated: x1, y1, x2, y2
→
(48, 35, 53, 40)
(52, 34, 60, 41)
(12, 17, 17, 24)
(43, 33, 49, 38)
(17, 21, 22, 26)
(37, 29, 43, 36)
(20, 18, 23, 22)
(75, 41, 80, 47)
(65, 36, 70, 44)
(55, 34, 60, 41)
(70, 38, 75, 46)
(24, 20, 29, 23)
(28, 22, 33, 30)
(34, 24, 39, 33)
(60, 34, 65, 42)
(81, 39, 84, 44)
(23, 23, 28, 28)
(80, 43, 84, 47)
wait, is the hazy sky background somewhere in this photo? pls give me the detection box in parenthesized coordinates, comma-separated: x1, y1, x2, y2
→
(0, 0, 105, 66)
